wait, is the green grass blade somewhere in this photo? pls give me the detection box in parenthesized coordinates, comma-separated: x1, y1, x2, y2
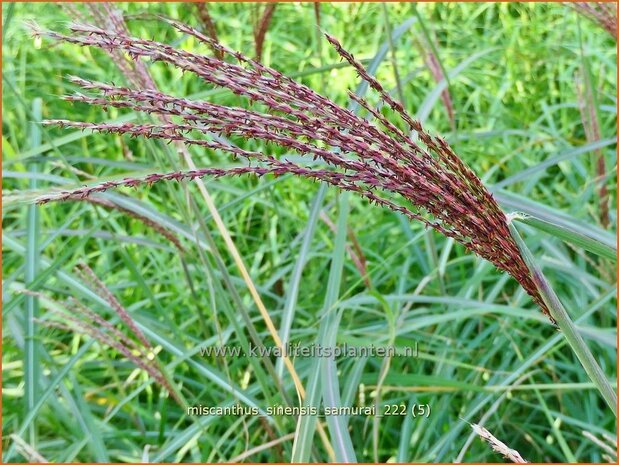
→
(382, 3, 406, 106)
(532, 385, 577, 462)
(508, 221, 617, 416)
(292, 17, 415, 459)
(495, 138, 616, 188)
(290, 358, 324, 463)
(347, 17, 416, 114)
(497, 191, 614, 242)
(2, 2, 15, 41)
(320, 193, 357, 463)
(396, 395, 416, 462)
(428, 289, 615, 459)
(416, 47, 499, 123)
(24, 97, 42, 446)
(4, 342, 94, 462)
(413, 3, 455, 129)
(69, 374, 110, 462)
(277, 185, 326, 376)
(514, 214, 616, 261)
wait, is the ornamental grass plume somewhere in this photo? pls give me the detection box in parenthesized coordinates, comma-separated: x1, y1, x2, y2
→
(415, 33, 455, 131)
(22, 284, 181, 405)
(35, 20, 553, 321)
(80, 196, 186, 252)
(59, 3, 156, 90)
(566, 2, 618, 39)
(470, 423, 528, 463)
(195, 2, 224, 60)
(575, 69, 610, 229)
(253, 3, 277, 62)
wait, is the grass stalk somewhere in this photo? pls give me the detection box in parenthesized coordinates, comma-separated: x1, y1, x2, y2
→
(277, 185, 326, 377)
(320, 193, 357, 463)
(508, 221, 617, 416)
(24, 97, 42, 446)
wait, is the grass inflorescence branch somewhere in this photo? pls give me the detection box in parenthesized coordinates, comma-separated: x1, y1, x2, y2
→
(35, 20, 555, 320)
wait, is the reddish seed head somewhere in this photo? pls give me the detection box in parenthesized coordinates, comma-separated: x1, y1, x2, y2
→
(38, 20, 552, 321)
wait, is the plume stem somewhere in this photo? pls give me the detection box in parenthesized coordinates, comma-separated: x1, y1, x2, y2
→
(508, 221, 617, 416)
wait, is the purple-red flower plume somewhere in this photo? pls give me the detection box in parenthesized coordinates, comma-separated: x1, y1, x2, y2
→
(36, 20, 552, 321)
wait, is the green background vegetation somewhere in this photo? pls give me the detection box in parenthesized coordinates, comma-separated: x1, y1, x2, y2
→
(2, 2, 617, 462)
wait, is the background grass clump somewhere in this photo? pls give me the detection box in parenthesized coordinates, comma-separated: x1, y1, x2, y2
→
(2, 2, 616, 463)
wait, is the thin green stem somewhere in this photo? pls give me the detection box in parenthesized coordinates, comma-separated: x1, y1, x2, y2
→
(508, 221, 617, 416)
(25, 97, 42, 446)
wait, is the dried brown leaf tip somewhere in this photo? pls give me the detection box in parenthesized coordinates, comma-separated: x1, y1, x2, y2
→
(38, 20, 552, 321)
